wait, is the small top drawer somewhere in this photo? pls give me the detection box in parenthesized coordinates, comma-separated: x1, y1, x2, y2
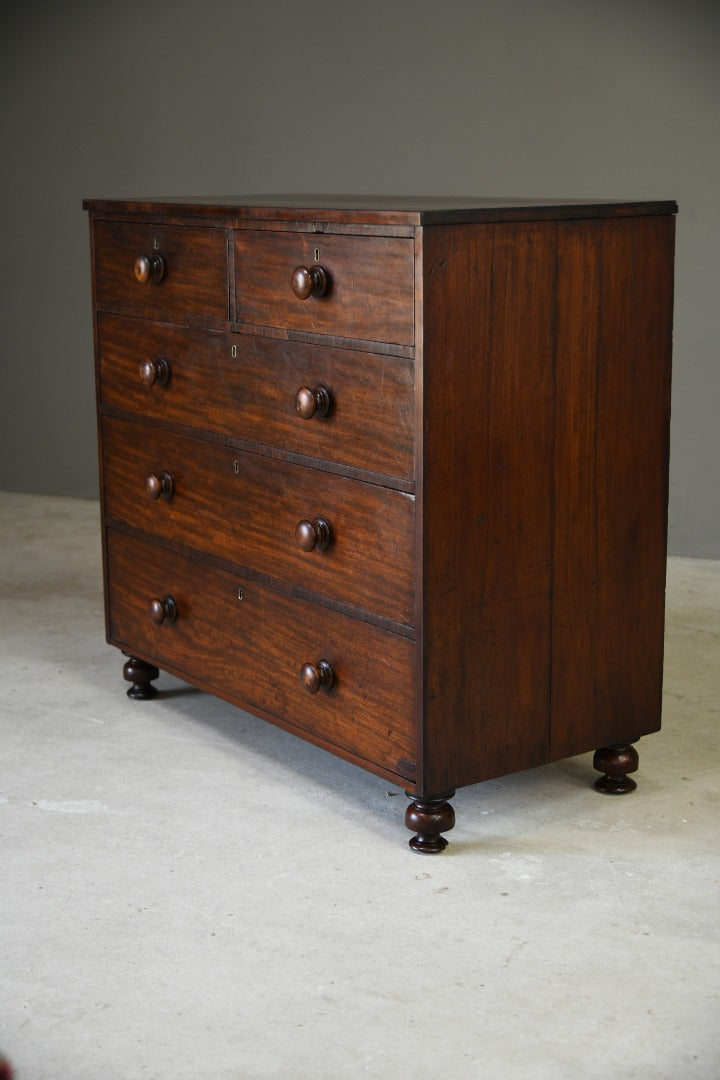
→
(235, 230, 415, 345)
(93, 220, 228, 321)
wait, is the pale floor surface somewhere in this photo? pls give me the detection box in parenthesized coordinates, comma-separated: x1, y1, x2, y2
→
(0, 491, 718, 1080)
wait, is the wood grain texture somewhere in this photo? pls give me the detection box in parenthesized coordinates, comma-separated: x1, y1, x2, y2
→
(551, 216, 674, 756)
(93, 220, 228, 321)
(418, 214, 675, 794)
(84, 195, 677, 228)
(106, 529, 415, 779)
(98, 313, 415, 481)
(235, 230, 415, 344)
(102, 415, 415, 626)
(86, 197, 676, 843)
(419, 222, 557, 794)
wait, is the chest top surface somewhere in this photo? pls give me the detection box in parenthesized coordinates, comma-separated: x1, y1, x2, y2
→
(83, 194, 678, 225)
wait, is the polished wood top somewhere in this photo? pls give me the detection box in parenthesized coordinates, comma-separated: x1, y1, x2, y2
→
(83, 194, 678, 225)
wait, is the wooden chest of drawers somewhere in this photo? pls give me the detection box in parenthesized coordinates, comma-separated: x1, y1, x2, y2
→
(84, 196, 676, 852)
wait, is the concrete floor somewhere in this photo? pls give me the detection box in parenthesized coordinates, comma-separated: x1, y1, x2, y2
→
(1, 490, 718, 1080)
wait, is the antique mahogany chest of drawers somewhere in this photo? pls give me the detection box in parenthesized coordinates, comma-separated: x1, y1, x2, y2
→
(84, 196, 677, 852)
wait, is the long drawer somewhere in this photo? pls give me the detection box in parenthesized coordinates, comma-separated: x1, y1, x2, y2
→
(235, 230, 415, 345)
(97, 313, 415, 482)
(106, 530, 416, 779)
(102, 416, 415, 626)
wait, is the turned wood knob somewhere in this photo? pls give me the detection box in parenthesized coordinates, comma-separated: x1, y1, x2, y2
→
(145, 471, 174, 501)
(295, 384, 331, 420)
(300, 659, 334, 694)
(134, 253, 166, 284)
(139, 357, 170, 387)
(291, 264, 328, 299)
(149, 595, 178, 625)
(295, 517, 331, 552)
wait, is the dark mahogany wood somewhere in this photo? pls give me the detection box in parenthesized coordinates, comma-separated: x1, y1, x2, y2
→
(97, 314, 415, 482)
(145, 471, 173, 501)
(295, 517, 331, 552)
(122, 655, 159, 699)
(295, 384, 331, 420)
(405, 794, 456, 854)
(291, 264, 328, 299)
(593, 743, 640, 794)
(84, 195, 677, 228)
(551, 217, 674, 757)
(133, 253, 166, 284)
(93, 220, 228, 321)
(101, 414, 415, 625)
(300, 659, 335, 694)
(420, 221, 556, 793)
(106, 530, 415, 779)
(139, 356, 170, 388)
(235, 230, 415, 345)
(86, 196, 676, 851)
(149, 595, 178, 626)
(418, 215, 674, 798)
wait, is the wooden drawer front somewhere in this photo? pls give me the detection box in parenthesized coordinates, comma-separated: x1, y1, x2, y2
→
(106, 530, 415, 778)
(93, 221, 228, 320)
(102, 417, 415, 626)
(97, 314, 415, 482)
(235, 231, 415, 345)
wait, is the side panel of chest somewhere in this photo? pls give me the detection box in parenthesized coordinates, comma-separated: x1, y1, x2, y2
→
(418, 217, 674, 793)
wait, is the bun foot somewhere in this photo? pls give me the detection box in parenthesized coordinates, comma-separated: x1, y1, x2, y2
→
(593, 742, 639, 794)
(405, 793, 455, 853)
(123, 656, 159, 699)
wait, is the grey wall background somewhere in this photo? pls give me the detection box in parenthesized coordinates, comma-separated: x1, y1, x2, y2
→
(1, 0, 718, 555)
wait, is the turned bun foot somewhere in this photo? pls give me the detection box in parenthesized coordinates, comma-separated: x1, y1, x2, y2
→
(593, 742, 639, 794)
(123, 656, 160, 699)
(405, 793, 455, 853)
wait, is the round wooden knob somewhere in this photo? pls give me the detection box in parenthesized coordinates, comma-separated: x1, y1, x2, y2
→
(291, 264, 328, 299)
(134, 253, 166, 284)
(295, 517, 331, 552)
(145, 471, 174, 501)
(139, 357, 170, 388)
(295, 384, 331, 420)
(300, 659, 334, 694)
(149, 595, 178, 625)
